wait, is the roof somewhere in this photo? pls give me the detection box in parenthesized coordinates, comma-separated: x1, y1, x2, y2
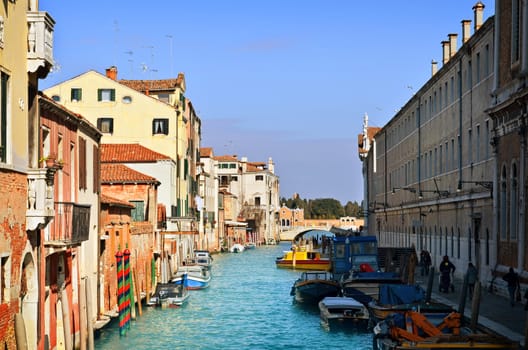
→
(214, 155, 238, 162)
(100, 193, 135, 208)
(119, 73, 185, 92)
(101, 163, 160, 185)
(101, 143, 171, 163)
(200, 147, 213, 158)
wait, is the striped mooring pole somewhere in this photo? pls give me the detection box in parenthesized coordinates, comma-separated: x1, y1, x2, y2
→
(123, 247, 132, 330)
(116, 249, 126, 336)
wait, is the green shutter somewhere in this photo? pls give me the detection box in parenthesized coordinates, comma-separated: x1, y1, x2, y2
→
(110, 89, 116, 101)
(97, 89, 102, 101)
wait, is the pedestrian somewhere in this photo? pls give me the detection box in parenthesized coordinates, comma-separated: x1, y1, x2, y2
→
(503, 267, 520, 307)
(419, 250, 426, 276)
(439, 255, 455, 293)
(423, 250, 431, 276)
(466, 262, 478, 299)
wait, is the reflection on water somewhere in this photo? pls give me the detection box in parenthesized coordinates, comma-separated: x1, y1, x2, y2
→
(95, 243, 373, 350)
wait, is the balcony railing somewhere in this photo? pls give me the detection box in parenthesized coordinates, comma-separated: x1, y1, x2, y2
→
(46, 202, 91, 246)
(27, 11, 55, 74)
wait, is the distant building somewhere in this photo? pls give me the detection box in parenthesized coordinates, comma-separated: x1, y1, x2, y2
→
(215, 155, 280, 244)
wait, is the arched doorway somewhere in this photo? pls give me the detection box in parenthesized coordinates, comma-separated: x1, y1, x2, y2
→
(20, 252, 38, 350)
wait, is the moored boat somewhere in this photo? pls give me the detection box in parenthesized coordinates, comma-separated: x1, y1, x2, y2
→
(276, 249, 331, 271)
(318, 296, 370, 330)
(368, 283, 454, 325)
(172, 265, 211, 290)
(147, 278, 190, 308)
(229, 243, 245, 253)
(372, 310, 520, 349)
(290, 271, 340, 304)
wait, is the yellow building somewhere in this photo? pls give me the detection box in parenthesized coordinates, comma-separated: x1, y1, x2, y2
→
(43, 67, 201, 232)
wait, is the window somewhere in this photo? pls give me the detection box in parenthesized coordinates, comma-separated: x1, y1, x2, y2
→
(79, 136, 87, 190)
(70, 88, 82, 102)
(254, 197, 261, 206)
(52, 95, 60, 102)
(0, 72, 8, 163)
(130, 200, 145, 221)
(97, 88, 116, 102)
(122, 96, 132, 104)
(255, 175, 263, 181)
(512, 0, 521, 64)
(229, 163, 236, 169)
(158, 93, 169, 103)
(152, 119, 169, 135)
(231, 176, 238, 181)
(97, 118, 114, 134)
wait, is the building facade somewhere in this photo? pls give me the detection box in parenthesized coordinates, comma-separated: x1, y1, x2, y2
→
(360, 3, 497, 283)
(215, 155, 280, 245)
(0, 1, 55, 349)
(42, 67, 201, 238)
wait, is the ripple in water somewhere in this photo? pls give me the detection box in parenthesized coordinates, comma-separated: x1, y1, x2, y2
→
(94, 243, 374, 350)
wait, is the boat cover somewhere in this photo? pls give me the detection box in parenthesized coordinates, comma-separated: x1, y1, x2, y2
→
(378, 284, 425, 305)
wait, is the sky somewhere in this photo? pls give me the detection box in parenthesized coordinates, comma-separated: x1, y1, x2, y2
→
(39, 0, 495, 205)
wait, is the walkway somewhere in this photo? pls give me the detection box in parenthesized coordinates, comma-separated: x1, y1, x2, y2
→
(415, 269, 526, 348)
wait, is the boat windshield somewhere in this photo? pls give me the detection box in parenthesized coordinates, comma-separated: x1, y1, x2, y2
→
(350, 255, 379, 272)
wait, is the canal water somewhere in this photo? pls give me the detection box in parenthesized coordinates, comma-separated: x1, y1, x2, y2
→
(94, 242, 373, 349)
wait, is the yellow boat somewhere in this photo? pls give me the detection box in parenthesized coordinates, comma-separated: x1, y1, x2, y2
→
(275, 250, 331, 271)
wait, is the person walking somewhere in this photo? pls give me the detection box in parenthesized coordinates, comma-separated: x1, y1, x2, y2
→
(502, 267, 520, 307)
(466, 262, 478, 299)
(439, 255, 455, 293)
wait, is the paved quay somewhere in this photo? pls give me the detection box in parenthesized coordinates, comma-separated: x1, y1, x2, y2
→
(415, 270, 526, 348)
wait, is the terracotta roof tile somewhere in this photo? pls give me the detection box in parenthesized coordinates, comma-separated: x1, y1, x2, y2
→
(100, 193, 135, 208)
(200, 147, 213, 158)
(101, 163, 160, 184)
(119, 73, 184, 92)
(101, 143, 171, 163)
(214, 155, 238, 162)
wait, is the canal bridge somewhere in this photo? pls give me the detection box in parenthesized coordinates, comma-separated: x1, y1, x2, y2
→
(278, 226, 334, 241)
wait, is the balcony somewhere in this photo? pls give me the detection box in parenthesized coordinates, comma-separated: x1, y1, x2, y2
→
(45, 202, 91, 247)
(26, 169, 55, 230)
(27, 11, 55, 77)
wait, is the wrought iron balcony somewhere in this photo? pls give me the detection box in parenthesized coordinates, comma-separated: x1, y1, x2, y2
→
(45, 202, 91, 246)
(27, 11, 55, 76)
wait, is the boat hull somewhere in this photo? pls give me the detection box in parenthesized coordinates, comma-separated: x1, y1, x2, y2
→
(147, 282, 190, 308)
(276, 259, 331, 271)
(318, 296, 370, 330)
(291, 271, 340, 304)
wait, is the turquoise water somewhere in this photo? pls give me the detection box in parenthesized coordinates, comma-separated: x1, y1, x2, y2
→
(94, 242, 373, 349)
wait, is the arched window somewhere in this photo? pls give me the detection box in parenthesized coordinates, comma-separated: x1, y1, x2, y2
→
(510, 162, 518, 240)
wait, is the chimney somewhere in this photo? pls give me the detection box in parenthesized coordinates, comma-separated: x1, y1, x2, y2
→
(106, 66, 118, 80)
(431, 60, 438, 76)
(473, 1, 485, 31)
(442, 40, 450, 64)
(448, 33, 458, 58)
(462, 19, 471, 43)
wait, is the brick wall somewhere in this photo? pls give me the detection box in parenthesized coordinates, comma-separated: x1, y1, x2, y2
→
(0, 170, 28, 349)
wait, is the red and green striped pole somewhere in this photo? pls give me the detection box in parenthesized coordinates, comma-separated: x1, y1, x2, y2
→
(115, 248, 126, 336)
(123, 247, 131, 330)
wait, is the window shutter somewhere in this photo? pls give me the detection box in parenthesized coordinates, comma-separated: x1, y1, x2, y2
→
(97, 89, 102, 101)
(110, 89, 116, 101)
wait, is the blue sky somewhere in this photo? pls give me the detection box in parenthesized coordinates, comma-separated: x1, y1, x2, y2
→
(40, 1, 495, 205)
